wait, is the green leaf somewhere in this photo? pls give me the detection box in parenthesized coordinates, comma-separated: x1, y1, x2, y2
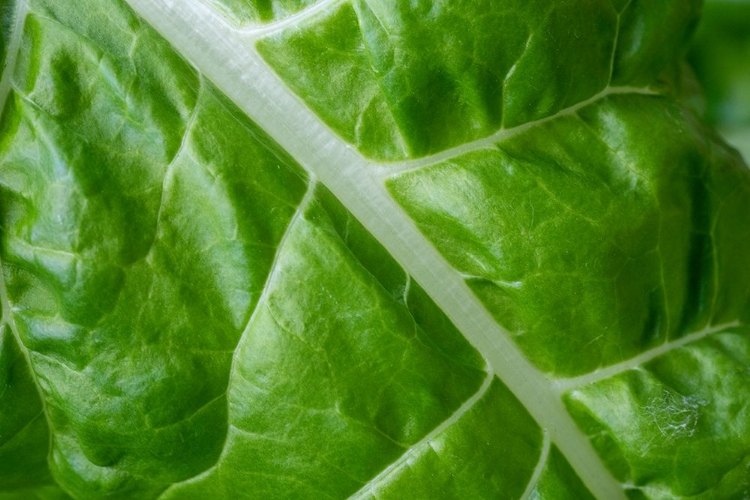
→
(1, 0, 748, 499)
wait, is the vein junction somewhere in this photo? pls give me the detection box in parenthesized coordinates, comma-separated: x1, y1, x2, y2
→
(554, 321, 741, 391)
(347, 373, 494, 499)
(25, 1, 744, 499)
(122, 1, 632, 498)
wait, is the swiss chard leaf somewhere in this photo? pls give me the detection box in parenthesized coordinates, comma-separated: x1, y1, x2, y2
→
(1, 0, 749, 499)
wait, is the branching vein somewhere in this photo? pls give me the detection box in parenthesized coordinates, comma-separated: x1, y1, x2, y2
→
(554, 321, 741, 391)
(348, 372, 494, 499)
(121, 1, 629, 498)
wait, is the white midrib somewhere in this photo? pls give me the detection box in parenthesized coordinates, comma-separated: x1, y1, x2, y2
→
(123, 1, 628, 499)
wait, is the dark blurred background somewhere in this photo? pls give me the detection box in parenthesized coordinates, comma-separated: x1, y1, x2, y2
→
(689, 0, 750, 161)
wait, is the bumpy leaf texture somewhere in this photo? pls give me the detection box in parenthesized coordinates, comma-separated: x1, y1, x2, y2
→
(1, 0, 749, 499)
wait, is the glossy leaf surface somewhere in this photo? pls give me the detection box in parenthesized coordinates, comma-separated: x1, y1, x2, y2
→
(1, 0, 748, 499)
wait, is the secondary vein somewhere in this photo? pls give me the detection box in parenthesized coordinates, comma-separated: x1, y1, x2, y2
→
(378, 86, 659, 176)
(155, 179, 317, 498)
(520, 430, 551, 500)
(554, 320, 741, 391)
(347, 372, 494, 499)
(122, 2, 628, 498)
(240, 0, 343, 37)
